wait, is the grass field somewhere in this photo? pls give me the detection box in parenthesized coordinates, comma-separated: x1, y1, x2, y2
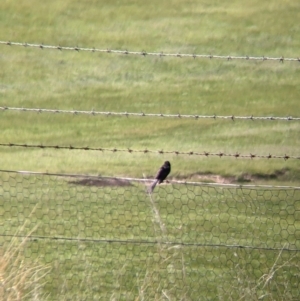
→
(0, 0, 300, 182)
(0, 0, 300, 300)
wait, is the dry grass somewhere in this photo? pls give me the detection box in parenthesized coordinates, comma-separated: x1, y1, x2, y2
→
(221, 245, 298, 301)
(0, 219, 50, 301)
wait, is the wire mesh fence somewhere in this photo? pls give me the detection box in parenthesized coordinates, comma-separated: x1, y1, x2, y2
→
(0, 170, 299, 300)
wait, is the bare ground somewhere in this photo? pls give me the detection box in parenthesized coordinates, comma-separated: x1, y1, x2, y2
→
(68, 168, 290, 187)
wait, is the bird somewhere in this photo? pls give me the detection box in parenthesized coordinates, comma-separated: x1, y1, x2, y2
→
(149, 161, 171, 192)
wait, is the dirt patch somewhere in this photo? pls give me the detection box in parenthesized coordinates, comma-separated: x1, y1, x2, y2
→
(187, 174, 235, 184)
(68, 168, 290, 187)
(185, 168, 290, 184)
(235, 168, 290, 183)
(69, 178, 132, 187)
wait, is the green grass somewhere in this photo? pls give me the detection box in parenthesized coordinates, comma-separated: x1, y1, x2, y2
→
(0, 0, 300, 183)
(0, 0, 300, 299)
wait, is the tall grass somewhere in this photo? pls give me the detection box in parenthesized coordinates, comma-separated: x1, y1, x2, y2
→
(0, 220, 50, 301)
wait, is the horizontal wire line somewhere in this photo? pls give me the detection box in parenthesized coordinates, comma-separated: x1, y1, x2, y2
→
(1, 40, 299, 62)
(1, 106, 299, 121)
(0, 143, 299, 160)
(1, 169, 299, 189)
(1, 234, 299, 252)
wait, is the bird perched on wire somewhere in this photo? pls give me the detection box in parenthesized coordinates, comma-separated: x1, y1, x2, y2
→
(149, 161, 171, 193)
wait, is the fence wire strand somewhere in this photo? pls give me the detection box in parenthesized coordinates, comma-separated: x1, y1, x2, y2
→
(0, 142, 299, 160)
(1, 169, 300, 190)
(0, 169, 299, 300)
(1, 234, 299, 252)
(1, 40, 300, 62)
(1, 106, 299, 121)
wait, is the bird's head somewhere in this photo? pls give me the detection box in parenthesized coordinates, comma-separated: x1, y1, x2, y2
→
(164, 161, 171, 166)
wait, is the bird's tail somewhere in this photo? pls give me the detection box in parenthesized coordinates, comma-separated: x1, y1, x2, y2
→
(149, 179, 159, 193)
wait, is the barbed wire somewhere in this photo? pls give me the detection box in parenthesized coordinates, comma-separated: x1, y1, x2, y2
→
(0, 142, 299, 160)
(1, 106, 299, 121)
(1, 234, 298, 252)
(1, 40, 299, 63)
(2, 169, 299, 189)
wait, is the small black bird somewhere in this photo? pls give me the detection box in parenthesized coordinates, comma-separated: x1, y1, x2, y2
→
(150, 161, 171, 192)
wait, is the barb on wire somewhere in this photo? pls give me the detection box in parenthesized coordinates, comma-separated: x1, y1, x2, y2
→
(1, 41, 300, 62)
(1, 106, 299, 121)
(0, 143, 298, 160)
